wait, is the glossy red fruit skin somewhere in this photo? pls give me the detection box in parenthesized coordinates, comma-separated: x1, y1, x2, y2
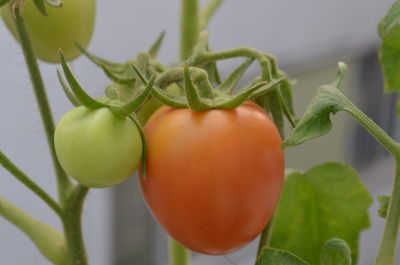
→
(139, 102, 284, 255)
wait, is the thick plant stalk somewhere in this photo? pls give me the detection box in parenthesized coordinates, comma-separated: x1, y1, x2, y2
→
(180, 0, 199, 61)
(62, 185, 90, 265)
(169, 238, 191, 265)
(12, 7, 71, 202)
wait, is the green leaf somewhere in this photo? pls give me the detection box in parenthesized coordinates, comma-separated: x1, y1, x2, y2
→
(256, 247, 309, 265)
(319, 238, 352, 265)
(33, 0, 47, 16)
(377, 195, 390, 218)
(270, 163, 373, 265)
(378, 0, 400, 92)
(0, 0, 10, 8)
(0, 197, 68, 265)
(282, 63, 348, 148)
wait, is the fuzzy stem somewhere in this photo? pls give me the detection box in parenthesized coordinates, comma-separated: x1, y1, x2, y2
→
(62, 185, 89, 265)
(180, 0, 199, 61)
(12, 8, 72, 202)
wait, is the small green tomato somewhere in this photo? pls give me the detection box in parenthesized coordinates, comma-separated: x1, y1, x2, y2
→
(54, 106, 142, 188)
(1, 0, 96, 63)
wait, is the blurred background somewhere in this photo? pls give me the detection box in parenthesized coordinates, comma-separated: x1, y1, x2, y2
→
(1, 0, 398, 264)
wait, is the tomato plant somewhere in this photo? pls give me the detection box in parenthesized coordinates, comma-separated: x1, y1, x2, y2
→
(139, 102, 284, 254)
(1, 0, 95, 63)
(54, 106, 142, 188)
(2, 0, 400, 265)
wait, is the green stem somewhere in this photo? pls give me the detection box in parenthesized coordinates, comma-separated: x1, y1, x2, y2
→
(344, 99, 399, 158)
(375, 160, 400, 265)
(256, 218, 274, 257)
(180, 0, 199, 61)
(13, 9, 72, 202)
(343, 100, 400, 265)
(62, 185, 89, 265)
(169, 237, 191, 265)
(0, 151, 62, 217)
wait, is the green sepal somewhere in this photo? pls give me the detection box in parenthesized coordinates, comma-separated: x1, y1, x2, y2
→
(319, 238, 352, 265)
(280, 77, 295, 115)
(56, 69, 81, 107)
(33, 0, 47, 16)
(152, 86, 188, 108)
(149, 30, 166, 59)
(278, 88, 297, 127)
(111, 75, 155, 117)
(132, 64, 149, 85)
(249, 77, 285, 98)
(256, 247, 309, 265)
(60, 51, 107, 109)
(283, 62, 348, 148)
(184, 65, 214, 111)
(214, 81, 269, 108)
(102, 66, 135, 84)
(75, 43, 124, 73)
(45, 0, 62, 7)
(0, 197, 68, 265)
(134, 65, 188, 108)
(0, 0, 10, 8)
(129, 116, 147, 179)
(218, 58, 254, 93)
(378, 195, 390, 218)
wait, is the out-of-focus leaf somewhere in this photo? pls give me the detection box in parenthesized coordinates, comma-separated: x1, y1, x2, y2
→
(378, 0, 400, 92)
(270, 163, 373, 264)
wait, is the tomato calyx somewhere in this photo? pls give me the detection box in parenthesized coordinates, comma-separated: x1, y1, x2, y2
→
(59, 50, 155, 118)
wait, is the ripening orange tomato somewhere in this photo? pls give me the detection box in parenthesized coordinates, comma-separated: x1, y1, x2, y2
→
(139, 102, 284, 255)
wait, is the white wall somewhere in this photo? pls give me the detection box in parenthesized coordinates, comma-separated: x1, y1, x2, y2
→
(0, 0, 395, 264)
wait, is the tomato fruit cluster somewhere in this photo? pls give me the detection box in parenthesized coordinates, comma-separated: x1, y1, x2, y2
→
(54, 106, 142, 188)
(1, 0, 96, 63)
(139, 102, 284, 254)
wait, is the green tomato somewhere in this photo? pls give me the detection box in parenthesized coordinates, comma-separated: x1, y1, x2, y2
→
(54, 106, 142, 188)
(1, 0, 96, 63)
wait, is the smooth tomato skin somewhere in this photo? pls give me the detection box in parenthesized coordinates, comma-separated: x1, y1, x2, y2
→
(1, 0, 96, 63)
(55, 106, 142, 188)
(139, 102, 284, 254)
